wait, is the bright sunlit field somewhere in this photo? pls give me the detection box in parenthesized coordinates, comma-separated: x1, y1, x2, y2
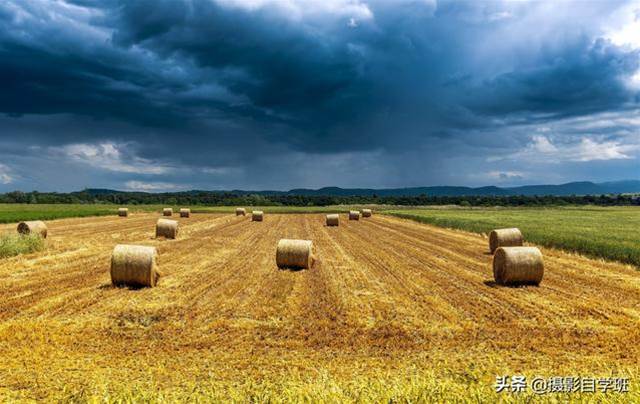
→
(386, 206, 640, 267)
(0, 209, 638, 401)
(0, 204, 366, 224)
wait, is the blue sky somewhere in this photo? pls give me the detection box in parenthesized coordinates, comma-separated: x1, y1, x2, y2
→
(0, 0, 638, 192)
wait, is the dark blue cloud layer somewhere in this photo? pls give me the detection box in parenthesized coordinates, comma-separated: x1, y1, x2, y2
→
(0, 0, 638, 191)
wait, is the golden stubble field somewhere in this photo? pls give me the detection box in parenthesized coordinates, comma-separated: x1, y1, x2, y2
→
(0, 213, 639, 401)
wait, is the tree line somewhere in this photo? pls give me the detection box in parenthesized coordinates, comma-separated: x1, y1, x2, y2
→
(0, 190, 638, 207)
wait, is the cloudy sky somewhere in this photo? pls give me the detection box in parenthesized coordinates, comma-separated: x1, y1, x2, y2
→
(0, 0, 639, 192)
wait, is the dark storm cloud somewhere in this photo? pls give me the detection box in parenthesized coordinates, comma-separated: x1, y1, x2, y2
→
(469, 38, 640, 118)
(107, 0, 381, 152)
(0, 0, 638, 191)
(107, 0, 640, 150)
(0, 0, 278, 129)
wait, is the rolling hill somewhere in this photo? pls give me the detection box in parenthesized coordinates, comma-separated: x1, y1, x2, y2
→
(84, 180, 640, 197)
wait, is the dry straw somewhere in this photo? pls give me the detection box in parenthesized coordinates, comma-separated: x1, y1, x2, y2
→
(179, 208, 191, 218)
(489, 228, 523, 253)
(349, 211, 361, 221)
(17, 221, 48, 238)
(362, 209, 372, 218)
(110, 244, 159, 287)
(236, 208, 246, 216)
(326, 214, 339, 226)
(252, 211, 264, 222)
(276, 239, 314, 269)
(118, 208, 129, 217)
(163, 208, 173, 216)
(156, 218, 179, 239)
(493, 246, 544, 286)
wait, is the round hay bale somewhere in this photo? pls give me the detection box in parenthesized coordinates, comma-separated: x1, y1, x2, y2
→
(326, 214, 339, 226)
(17, 221, 47, 238)
(179, 208, 191, 218)
(163, 208, 173, 216)
(252, 211, 264, 222)
(118, 208, 129, 217)
(493, 246, 544, 286)
(156, 218, 179, 239)
(276, 239, 313, 269)
(236, 208, 246, 216)
(111, 244, 159, 287)
(349, 211, 360, 221)
(362, 209, 372, 218)
(489, 228, 523, 253)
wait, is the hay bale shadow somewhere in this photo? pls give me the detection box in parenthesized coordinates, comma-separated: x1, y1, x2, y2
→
(483, 280, 539, 288)
(278, 266, 306, 272)
(107, 283, 155, 291)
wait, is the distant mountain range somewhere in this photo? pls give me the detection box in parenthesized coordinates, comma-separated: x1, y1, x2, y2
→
(85, 180, 640, 197)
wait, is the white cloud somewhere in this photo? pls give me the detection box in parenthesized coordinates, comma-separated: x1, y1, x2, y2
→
(570, 138, 634, 162)
(0, 164, 14, 184)
(601, 1, 640, 91)
(505, 135, 636, 163)
(608, 14, 640, 89)
(52, 142, 173, 175)
(630, 70, 640, 90)
(530, 135, 558, 154)
(487, 170, 525, 181)
(604, 4, 640, 48)
(124, 181, 187, 192)
(213, 0, 374, 22)
(488, 11, 512, 22)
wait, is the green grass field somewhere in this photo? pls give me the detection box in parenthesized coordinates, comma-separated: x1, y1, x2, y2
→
(385, 206, 640, 267)
(0, 233, 45, 259)
(0, 204, 136, 223)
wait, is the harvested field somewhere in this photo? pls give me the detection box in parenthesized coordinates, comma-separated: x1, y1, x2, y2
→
(0, 213, 638, 401)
